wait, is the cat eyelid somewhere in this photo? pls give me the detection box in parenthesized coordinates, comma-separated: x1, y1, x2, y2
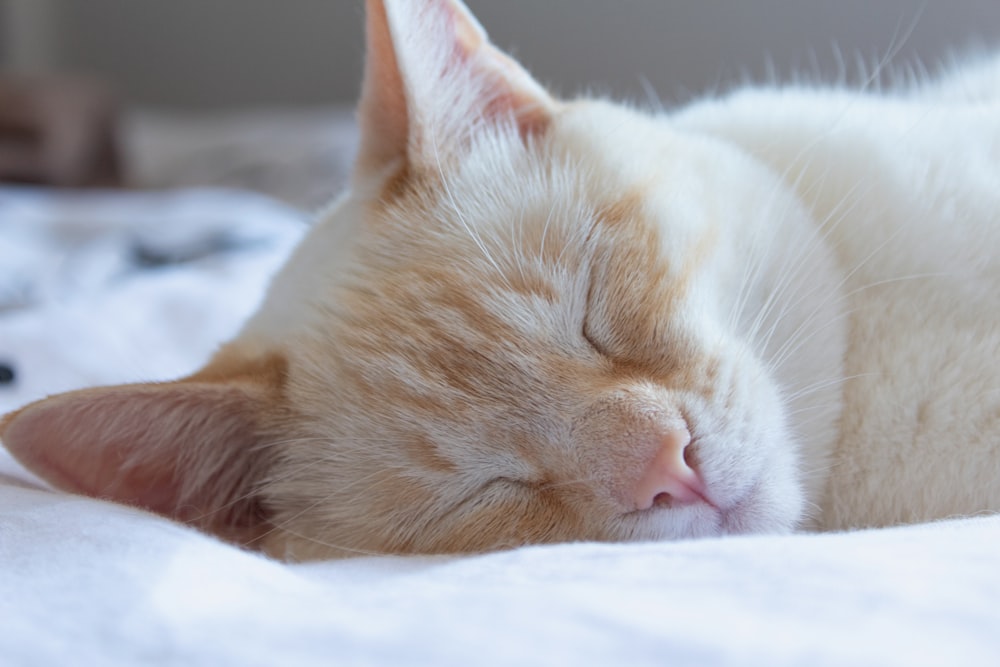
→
(581, 322, 607, 357)
(482, 476, 541, 495)
(440, 476, 533, 519)
(580, 236, 612, 359)
(488, 475, 530, 488)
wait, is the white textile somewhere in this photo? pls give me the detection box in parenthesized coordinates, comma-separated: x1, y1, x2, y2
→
(1, 186, 997, 666)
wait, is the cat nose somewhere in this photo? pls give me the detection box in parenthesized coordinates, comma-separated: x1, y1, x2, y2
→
(631, 427, 710, 511)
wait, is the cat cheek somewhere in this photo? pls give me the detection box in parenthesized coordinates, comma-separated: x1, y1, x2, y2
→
(686, 409, 803, 533)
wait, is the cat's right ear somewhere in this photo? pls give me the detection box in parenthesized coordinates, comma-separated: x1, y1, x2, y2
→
(355, 0, 556, 177)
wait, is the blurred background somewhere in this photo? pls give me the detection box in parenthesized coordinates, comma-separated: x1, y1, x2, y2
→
(4, 0, 1000, 108)
(5, 0, 1000, 108)
(0, 0, 999, 402)
(1, 0, 1000, 208)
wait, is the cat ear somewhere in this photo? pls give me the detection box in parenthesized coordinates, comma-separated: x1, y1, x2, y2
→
(0, 358, 286, 543)
(356, 0, 556, 176)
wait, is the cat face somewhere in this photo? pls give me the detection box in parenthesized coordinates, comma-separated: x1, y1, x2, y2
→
(1, 0, 839, 559)
(238, 97, 806, 557)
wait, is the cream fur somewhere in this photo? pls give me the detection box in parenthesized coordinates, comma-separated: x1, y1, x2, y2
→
(677, 68, 1000, 529)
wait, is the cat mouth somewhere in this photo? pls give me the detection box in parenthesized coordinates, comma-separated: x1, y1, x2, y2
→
(648, 486, 719, 511)
(623, 489, 725, 539)
(635, 481, 767, 538)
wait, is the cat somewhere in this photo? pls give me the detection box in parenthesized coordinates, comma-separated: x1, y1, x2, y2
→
(3, 0, 1000, 560)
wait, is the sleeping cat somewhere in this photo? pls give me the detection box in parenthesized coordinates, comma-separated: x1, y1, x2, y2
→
(3, 0, 1000, 559)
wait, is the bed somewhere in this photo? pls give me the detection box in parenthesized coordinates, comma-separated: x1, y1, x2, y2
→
(2, 110, 999, 666)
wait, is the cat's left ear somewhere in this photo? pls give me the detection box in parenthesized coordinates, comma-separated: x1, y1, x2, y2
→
(356, 0, 557, 176)
(0, 353, 288, 544)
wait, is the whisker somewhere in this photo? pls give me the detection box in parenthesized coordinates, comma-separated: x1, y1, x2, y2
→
(260, 525, 396, 558)
(782, 372, 878, 404)
(428, 125, 511, 289)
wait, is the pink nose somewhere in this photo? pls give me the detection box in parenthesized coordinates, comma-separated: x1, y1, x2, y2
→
(632, 427, 710, 510)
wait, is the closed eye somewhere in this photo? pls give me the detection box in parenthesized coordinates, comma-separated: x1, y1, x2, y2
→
(581, 250, 611, 358)
(452, 476, 535, 509)
(582, 321, 607, 357)
(435, 476, 536, 526)
(487, 476, 538, 492)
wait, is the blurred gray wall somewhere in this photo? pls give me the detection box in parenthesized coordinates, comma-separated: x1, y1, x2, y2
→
(3, 1, 1000, 109)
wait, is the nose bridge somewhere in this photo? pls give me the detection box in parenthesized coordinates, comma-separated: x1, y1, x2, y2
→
(573, 384, 690, 505)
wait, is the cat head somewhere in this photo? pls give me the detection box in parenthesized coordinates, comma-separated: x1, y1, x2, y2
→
(1, 0, 840, 558)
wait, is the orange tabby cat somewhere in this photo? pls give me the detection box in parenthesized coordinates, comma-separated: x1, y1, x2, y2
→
(3, 0, 1000, 559)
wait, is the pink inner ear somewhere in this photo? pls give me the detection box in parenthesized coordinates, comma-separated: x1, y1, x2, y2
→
(6, 392, 167, 508)
(444, 1, 554, 135)
(1, 382, 269, 529)
(357, 0, 410, 173)
(356, 0, 555, 175)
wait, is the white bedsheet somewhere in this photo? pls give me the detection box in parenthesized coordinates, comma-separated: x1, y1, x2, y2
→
(0, 186, 305, 415)
(1, 186, 999, 666)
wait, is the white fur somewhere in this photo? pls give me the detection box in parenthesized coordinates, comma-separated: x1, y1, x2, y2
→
(675, 63, 1000, 528)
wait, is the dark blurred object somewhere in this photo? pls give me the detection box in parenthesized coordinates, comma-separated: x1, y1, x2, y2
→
(0, 75, 123, 188)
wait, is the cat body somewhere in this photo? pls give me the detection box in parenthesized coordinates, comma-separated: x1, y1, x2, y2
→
(2, 0, 999, 558)
(678, 76, 1000, 529)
